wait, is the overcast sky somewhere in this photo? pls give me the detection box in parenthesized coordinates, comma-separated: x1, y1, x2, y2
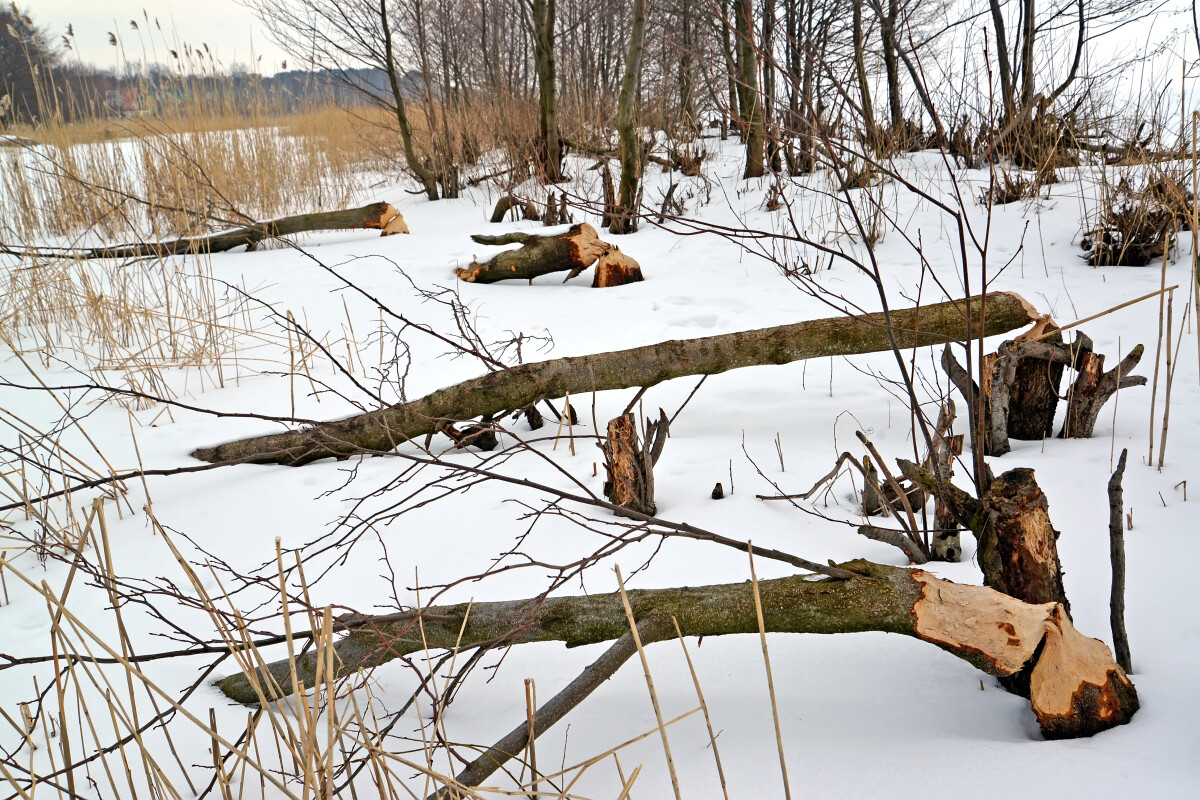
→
(30, 1, 293, 74)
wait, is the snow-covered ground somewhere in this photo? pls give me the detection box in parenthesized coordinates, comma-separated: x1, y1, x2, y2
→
(1, 139, 1197, 798)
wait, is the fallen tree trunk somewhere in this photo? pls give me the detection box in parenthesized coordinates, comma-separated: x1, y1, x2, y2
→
(214, 560, 1136, 739)
(455, 222, 642, 286)
(191, 292, 1038, 466)
(69, 202, 409, 260)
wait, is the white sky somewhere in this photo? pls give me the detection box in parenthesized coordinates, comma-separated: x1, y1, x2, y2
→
(29, 1, 293, 74)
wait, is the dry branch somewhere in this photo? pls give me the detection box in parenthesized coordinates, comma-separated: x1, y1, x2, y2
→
(191, 292, 1039, 466)
(215, 561, 1137, 739)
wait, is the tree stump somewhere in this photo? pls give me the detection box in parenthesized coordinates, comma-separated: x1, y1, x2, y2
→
(1059, 342, 1146, 439)
(601, 411, 668, 517)
(592, 248, 645, 287)
(978, 468, 1069, 612)
(943, 325, 1144, 454)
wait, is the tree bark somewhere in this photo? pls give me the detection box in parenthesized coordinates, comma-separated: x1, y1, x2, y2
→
(610, 0, 647, 235)
(191, 292, 1039, 466)
(193, 293, 1037, 466)
(214, 560, 1137, 739)
(70, 203, 408, 260)
(735, 0, 765, 178)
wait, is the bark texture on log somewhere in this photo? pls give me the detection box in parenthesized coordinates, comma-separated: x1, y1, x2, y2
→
(191, 292, 1039, 466)
(77, 202, 408, 259)
(455, 223, 608, 284)
(215, 561, 1136, 738)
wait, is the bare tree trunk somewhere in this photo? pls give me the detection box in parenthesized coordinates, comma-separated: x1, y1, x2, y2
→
(852, 0, 878, 151)
(987, 0, 1017, 119)
(611, 0, 648, 235)
(380, 0, 440, 200)
(191, 292, 1038, 466)
(736, 0, 766, 177)
(531, 0, 564, 183)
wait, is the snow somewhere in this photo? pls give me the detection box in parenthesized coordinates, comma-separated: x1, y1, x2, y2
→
(2, 138, 1199, 798)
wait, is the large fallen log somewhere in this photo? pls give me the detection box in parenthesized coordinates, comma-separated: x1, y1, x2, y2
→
(12, 202, 410, 260)
(214, 560, 1137, 739)
(455, 222, 642, 286)
(191, 292, 1038, 466)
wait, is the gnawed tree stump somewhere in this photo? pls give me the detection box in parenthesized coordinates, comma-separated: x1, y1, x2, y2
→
(1059, 340, 1146, 438)
(191, 292, 1040, 466)
(601, 410, 668, 516)
(900, 462, 1069, 611)
(215, 560, 1136, 738)
(455, 223, 641, 286)
(943, 328, 1145, 455)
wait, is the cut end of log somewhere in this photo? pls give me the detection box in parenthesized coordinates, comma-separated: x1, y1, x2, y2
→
(1031, 605, 1138, 738)
(454, 262, 486, 282)
(380, 213, 409, 236)
(911, 572, 1137, 738)
(366, 204, 410, 236)
(592, 247, 645, 287)
(1014, 313, 1058, 341)
(568, 222, 608, 267)
(1004, 291, 1042, 325)
(911, 571, 1052, 675)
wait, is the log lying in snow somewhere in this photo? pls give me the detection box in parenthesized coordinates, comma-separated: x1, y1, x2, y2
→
(455, 222, 643, 286)
(191, 291, 1039, 466)
(72, 202, 409, 260)
(214, 560, 1137, 739)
